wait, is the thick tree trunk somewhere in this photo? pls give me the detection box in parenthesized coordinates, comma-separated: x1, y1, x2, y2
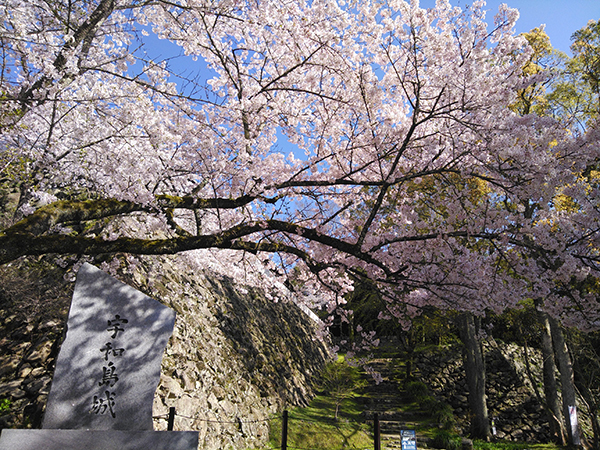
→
(398, 330, 415, 380)
(549, 317, 582, 446)
(576, 385, 600, 450)
(571, 335, 600, 450)
(537, 307, 567, 445)
(459, 313, 490, 440)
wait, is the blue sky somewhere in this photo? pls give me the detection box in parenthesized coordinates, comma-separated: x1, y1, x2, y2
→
(420, 0, 600, 55)
(488, 0, 599, 55)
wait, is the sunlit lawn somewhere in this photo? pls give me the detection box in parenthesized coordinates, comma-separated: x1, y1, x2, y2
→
(267, 395, 373, 450)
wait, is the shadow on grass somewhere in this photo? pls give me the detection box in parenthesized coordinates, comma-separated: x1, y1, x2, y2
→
(268, 396, 372, 450)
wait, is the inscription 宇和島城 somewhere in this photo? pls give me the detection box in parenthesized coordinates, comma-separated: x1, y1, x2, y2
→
(90, 314, 129, 418)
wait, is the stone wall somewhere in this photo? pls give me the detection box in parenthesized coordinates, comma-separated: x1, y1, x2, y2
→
(0, 254, 331, 449)
(0, 260, 72, 429)
(415, 340, 550, 442)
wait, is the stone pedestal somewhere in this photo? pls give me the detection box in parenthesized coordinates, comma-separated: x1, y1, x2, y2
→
(0, 429, 198, 450)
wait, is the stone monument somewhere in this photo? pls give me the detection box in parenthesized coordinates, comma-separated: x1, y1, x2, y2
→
(0, 263, 198, 449)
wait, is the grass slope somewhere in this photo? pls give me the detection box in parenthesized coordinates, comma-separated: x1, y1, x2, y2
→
(267, 395, 373, 450)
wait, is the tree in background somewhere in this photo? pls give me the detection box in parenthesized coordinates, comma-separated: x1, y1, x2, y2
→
(458, 312, 489, 439)
(510, 27, 560, 117)
(570, 20, 600, 118)
(546, 19, 600, 131)
(319, 358, 366, 420)
(501, 20, 600, 446)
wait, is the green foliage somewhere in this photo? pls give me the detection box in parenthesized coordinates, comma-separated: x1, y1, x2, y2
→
(483, 300, 542, 347)
(0, 398, 10, 413)
(411, 308, 460, 349)
(345, 276, 459, 355)
(406, 381, 455, 429)
(266, 343, 567, 450)
(511, 27, 559, 116)
(548, 19, 600, 128)
(344, 277, 400, 336)
(570, 19, 600, 105)
(430, 429, 461, 450)
(319, 358, 367, 419)
(422, 398, 455, 429)
(511, 21, 600, 130)
(404, 380, 429, 401)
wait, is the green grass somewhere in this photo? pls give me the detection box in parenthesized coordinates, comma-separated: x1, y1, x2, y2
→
(267, 395, 373, 450)
(474, 441, 563, 450)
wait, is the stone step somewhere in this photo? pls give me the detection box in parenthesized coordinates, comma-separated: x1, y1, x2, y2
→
(381, 421, 405, 431)
(364, 411, 407, 420)
(357, 356, 428, 450)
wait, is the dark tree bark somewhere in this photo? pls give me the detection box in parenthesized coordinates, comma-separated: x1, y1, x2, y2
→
(571, 332, 600, 450)
(459, 312, 490, 440)
(549, 317, 582, 446)
(576, 383, 600, 450)
(536, 305, 567, 445)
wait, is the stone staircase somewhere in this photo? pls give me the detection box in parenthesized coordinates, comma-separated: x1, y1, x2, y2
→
(359, 358, 429, 450)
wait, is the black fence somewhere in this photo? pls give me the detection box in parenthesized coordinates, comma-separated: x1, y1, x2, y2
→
(156, 408, 391, 450)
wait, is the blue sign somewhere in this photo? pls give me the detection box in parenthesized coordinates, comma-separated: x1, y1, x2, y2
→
(401, 430, 417, 450)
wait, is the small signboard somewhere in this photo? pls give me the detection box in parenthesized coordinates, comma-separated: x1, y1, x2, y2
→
(401, 430, 417, 450)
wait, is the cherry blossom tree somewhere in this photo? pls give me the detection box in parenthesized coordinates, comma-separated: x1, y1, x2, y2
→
(1, 0, 599, 331)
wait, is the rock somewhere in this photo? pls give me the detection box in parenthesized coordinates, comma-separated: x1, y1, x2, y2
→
(161, 376, 183, 399)
(414, 340, 551, 444)
(461, 438, 473, 450)
(30, 367, 45, 378)
(0, 415, 10, 429)
(177, 394, 198, 419)
(207, 392, 219, 410)
(0, 380, 23, 397)
(11, 389, 27, 399)
(18, 365, 33, 379)
(179, 371, 195, 391)
(39, 320, 61, 331)
(220, 399, 236, 416)
(26, 341, 53, 364)
(0, 359, 19, 377)
(9, 342, 30, 354)
(455, 395, 468, 404)
(42, 263, 177, 431)
(212, 385, 226, 401)
(24, 376, 51, 395)
(3, 315, 18, 329)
